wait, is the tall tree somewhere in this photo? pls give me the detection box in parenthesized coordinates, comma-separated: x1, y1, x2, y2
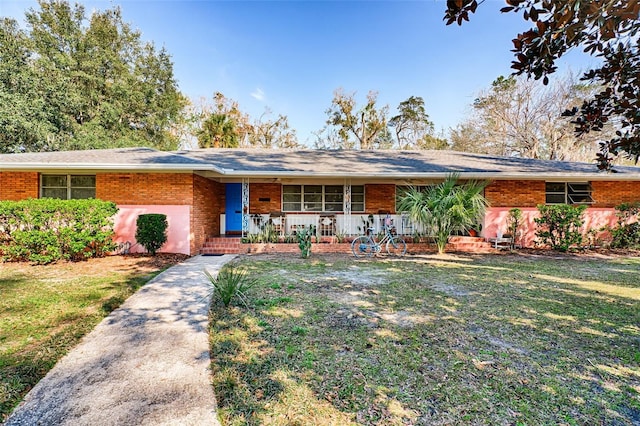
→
(0, 0, 185, 153)
(389, 96, 436, 149)
(198, 113, 239, 148)
(0, 18, 67, 153)
(451, 74, 608, 161)
(325, 89, 390, 149)
(249, 109, 299, 149)
(444, 0, 640, 170)
(193, 93, 298, 149)
(320, 91, 445, 150)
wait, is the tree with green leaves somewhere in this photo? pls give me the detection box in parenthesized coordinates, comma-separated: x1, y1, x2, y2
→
(321, 90, 444, 150)
(389, 96, 436, 149)
(444, 0, 640, 170)
(324, 89, 390, 150)
(0, 18, 68, 153)
(198, 114, 239, 148)
(0, 0, 185, 153)
(193, 93, 299, 149)
(397, 173, 489, 254)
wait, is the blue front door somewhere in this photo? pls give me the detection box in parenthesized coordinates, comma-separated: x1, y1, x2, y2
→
(225, 183, 242, 233)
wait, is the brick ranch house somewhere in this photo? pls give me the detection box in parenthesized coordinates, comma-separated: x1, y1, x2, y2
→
(1, 147, 639, 255)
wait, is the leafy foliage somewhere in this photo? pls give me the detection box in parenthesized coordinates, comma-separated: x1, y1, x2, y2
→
(0, 198, 117, 263)
(444, 0, 640, 169)
(610, 202, 640, 249)
(198, 113, 239, 148)
(534, 204, 587, 252)
(506, 208, 523, 249)
(397, 173, 489, 254)
(319, 90, 445, 150)
(190, 92, 299, 149)
(0, 1, 185, 153)
(324, 89, 389, 150)
(204, 265, 257, 307)
(135, 213, 168, 255)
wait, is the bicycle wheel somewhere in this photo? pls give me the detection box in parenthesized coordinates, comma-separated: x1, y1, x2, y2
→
(386, 236, 407, 256)
(351, 236, 375, 257)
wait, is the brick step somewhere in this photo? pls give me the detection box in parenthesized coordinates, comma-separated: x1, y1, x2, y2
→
(201, 246, 242, 254)
(200, 236, 242, 255)
(201, 242, 242, 248)
(204, 237, 242, 244)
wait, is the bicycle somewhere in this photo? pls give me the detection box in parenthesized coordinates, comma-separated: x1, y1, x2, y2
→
(351, 225, 407, 257)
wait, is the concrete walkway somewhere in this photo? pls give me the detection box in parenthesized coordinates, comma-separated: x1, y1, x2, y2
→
(5, 255, 236, 426)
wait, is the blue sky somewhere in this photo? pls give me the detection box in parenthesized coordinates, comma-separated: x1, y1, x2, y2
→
(2, 0, 596, 146)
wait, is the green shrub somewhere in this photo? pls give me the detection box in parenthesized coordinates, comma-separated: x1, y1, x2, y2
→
(534, 204, 587, 252)
(506, 208, 523, 249)
(135, 213, 168, 255)
(0, 198, 117, 263)
(610, 202, 640, 248)
(204, 265, 257, 307)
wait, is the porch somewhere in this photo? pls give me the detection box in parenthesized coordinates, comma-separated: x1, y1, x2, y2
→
(221, 212, 424, 239)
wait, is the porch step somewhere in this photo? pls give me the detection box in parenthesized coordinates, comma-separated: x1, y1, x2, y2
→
(200, 237, 242, 255)
(448, 236, 495, 253)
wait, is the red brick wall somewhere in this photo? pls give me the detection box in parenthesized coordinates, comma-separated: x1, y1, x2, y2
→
(0, 172, 39, 200)
(365, 184, 396, 214)
(191, 175, 224, 255)
(592, 181, 640, 207)
(485, 180, 546, 207)
(249, 183, 281, 213)
(96, 173, 193, 205)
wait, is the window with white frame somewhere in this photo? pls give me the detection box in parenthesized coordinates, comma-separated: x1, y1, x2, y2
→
(545, 182, 594, 205)
(41, 175, 96, 200)
(282, 185, 364, 212)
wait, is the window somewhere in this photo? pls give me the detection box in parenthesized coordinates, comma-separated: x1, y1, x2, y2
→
(351, 185, 365, 212)
(282, 185, 364, 212)
(41, 175, 96, 200)
(545, 182, 593, 205)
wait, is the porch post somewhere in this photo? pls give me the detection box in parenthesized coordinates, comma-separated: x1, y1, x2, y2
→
(344, 179, 352, 235)
(241, 178, 249, 238)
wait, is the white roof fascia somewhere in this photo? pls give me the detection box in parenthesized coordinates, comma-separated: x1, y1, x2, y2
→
(2, 164, 638, 181)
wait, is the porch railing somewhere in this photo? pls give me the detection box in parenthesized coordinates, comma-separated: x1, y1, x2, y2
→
(245, 213, 427, 238)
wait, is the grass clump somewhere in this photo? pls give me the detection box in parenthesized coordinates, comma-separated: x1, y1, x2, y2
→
(205, 264, 257, 307)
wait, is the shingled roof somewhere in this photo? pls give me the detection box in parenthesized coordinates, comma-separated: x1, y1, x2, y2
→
(1, 147, 639, 180)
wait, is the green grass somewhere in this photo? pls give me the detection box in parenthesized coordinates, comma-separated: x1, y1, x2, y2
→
(210, 253, 640, 425)
(0, 257, 176, 421)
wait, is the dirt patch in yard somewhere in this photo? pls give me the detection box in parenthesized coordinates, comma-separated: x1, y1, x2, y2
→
(1, 253, 189, 278)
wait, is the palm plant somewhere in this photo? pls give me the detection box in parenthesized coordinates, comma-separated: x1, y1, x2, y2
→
(397, 173, 489, 254)
(197, 113, 239, 148)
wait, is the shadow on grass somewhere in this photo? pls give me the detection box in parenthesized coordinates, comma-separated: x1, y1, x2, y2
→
(0, 264, 178, 422)
(211, 254, 640, 425)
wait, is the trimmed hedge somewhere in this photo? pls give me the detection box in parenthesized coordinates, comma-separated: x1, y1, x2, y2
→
(0, 198, 118, 264)
(135, 213, 168, 255)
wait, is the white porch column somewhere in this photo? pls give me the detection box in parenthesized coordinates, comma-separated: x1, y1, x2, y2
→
(343, 179, 352, 235)
(242, 178, 249, 237)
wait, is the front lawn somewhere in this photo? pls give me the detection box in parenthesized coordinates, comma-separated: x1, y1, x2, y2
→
(0, 254, 186, 421)
(210, 253, 640, 425)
